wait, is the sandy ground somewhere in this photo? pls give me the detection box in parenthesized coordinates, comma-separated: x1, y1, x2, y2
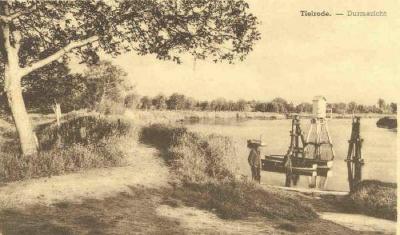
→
(156, 205, 280, 235)
(0, 144, 169, 208)
(320, 212, 397, 234)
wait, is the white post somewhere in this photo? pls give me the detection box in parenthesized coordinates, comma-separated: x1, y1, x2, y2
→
(52, 102, 62, 127)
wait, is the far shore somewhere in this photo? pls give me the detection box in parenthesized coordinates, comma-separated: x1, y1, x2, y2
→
(124, 110, 396, 124)
(24, 109, 397, 127)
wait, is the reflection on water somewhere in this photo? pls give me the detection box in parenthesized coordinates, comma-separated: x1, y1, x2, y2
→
(187, 118, 397, 191)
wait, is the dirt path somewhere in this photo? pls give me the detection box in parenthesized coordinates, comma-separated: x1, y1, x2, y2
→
(156, 205, 278, 235)
(0, 186, 185, 235)
(319, 212, 396, 234)
(0, 144, 169, 209)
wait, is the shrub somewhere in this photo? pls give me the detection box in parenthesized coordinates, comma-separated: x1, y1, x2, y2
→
(37, 115, 131, 150)
(350, 180, 397, 220)
(376, 117, 397, 129)
(0, 136, 129, 182)
(139, 124, 187, 151)
(96, 99, 126, 115)
(0, 115, 134, 182)
(140, 124, 235, 183)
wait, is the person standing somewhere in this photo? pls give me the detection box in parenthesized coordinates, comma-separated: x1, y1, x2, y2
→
(248, 142, 261, 183)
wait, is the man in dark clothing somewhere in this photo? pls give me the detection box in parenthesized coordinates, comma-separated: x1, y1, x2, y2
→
(248, 144, 261, 183)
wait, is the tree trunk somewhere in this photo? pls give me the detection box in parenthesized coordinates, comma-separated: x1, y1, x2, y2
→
(1, 2, 38, 156)
(5, 73, 38, 156)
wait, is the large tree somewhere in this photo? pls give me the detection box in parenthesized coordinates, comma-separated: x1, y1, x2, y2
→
(83, 61, 132, 113)
(1, 61, 132, 114)
(0, 0, 260, 156)
(21, 63, 87, 113)
(152, 94, 167, 110)
(167, 93, 186, 110)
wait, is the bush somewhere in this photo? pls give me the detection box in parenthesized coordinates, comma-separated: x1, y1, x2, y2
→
(96, 99, 126, 115)
(350, 180, 397, 220)
(0, 140, 127, 182)
(140, 124, 235, 183)
(139, 124, 188, 151)
(0, 115, 134, 182)
(37, 115, 131, 150)
(376, 117, 397, 129)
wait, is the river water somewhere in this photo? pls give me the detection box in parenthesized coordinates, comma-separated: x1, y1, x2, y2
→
(187, 118, 397, 191)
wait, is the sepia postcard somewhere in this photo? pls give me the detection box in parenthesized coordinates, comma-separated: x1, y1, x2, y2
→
(0, 0, 397, 234)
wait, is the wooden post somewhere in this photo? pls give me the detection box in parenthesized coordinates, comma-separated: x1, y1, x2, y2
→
(52, 101, 62, 147)
(284, 116, 306, 187)
(54, 103, 62, 127)
(346, 117, 364, 192)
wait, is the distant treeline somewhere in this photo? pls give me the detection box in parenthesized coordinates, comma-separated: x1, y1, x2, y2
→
(0, 60, 395, 116)
(127, 93, 397, 114)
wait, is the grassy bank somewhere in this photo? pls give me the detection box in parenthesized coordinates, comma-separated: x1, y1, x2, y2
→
(0, 115, 136, 182)
(140, 124, 236, 183)
(349, 180, 397, 220)
(307, 180, 397, 222)
(140, 124, 317, 221)
(166, 181, 316, 220)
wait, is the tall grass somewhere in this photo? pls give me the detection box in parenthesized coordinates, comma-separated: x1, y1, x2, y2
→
(349, 180, 397, 220)
(140, 124, 317, 220)
(36, 115, 131, 149)
(0, 115, 135, 182)
(140, 124, 235, 183)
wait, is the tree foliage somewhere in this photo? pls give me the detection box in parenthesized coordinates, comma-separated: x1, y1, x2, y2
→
(167, 92, 186, 110)
(0, 60, 133, 114)
(82, 61, 133, 113)
(152, 94, 168, 110)
(132, 93, 397, 114)
(0, 0, 260, 69)
(20, 63, 87, 113)
(0, 63, 83, 114)
(390, 103, 397, 113)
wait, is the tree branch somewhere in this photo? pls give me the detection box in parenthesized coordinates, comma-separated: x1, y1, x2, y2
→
(21, 36, 99, 77)
(20, 19, 53, 46)
(0, 4, 37, 23)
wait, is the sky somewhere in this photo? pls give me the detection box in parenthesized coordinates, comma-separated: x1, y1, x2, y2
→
(71, 0, 399, 105)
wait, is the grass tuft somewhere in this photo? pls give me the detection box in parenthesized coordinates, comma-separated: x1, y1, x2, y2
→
(349, 180, 397, 220)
